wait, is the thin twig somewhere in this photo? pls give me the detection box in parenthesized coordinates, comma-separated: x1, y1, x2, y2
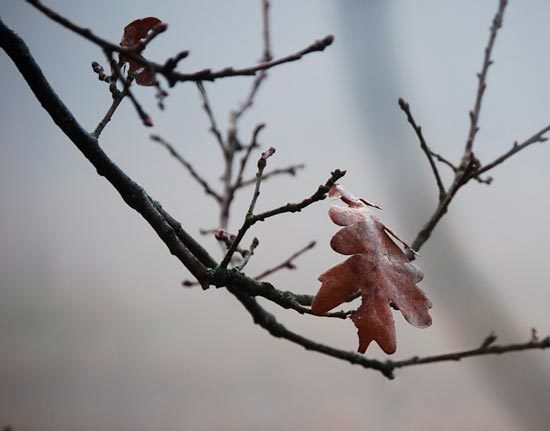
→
(248, 147, 276, 214)
(237, 237, 260, 270)
(392, 333, 550, 370)
(234, 124, 266, 189)
(232, 0, 273, 123)
(150, 135, 223, 203)
(462, 0, 507, 161)
(163, 50, 189, 72)
(238, 164, 306, 188)
(430, 150, 457, 171)
(430, 150, 493, 184)
(92, 88, 128, 138)
(134, 22, 168, 52)
(285, 300, 353, 319)
(255, 240, 316, 280)
(476, 124, 550, 175)
(220, 169, 346, 268)
(261, 0, 272, 63)
(196, 82, 226, 153)
(213, 228, 251, 259)
(173, 34, 333, 84)
(218, 121, 254, 230)
(107, 52, 152, 127)
(398, 97, 446, 201)
(92, 68, 135, 138)
(383, 226, 418, 257)
(253, 169, 346, 222)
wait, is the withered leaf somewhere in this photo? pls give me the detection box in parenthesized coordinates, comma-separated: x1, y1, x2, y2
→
(311, 186, 432, 354)
(120, 17, 162, 86)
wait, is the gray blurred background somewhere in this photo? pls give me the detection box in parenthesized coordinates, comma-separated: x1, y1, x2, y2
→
(1, 1, 550, 430)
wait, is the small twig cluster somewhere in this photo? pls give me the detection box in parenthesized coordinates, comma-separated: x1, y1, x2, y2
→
(399, 0, 549, 259)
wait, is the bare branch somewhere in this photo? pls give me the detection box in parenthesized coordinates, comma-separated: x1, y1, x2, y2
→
(407, 0, 509, 259)
(255, 240, 316, 280)
(206, 266, 550, 378)
(106, 53, 152, 127)
(92, 69, 135, 138)
(477, 124, 550, 175)
(220, 168, 346, 268)
(92, 88, 128, 138)
(228, 286, 395, 378)
(384, 226, 418, 257)
(248, 147, 276, 214)
(253, 169, 346, 222)
(0, 22, 207, 285)
(287, 302, 353, 319)
(234, 124, 266, 190)
(429, 151, 493, 184)
(430, 150, 457, 171)
(261, 0, 273, 63)
(238, 164, 306, 188)
(236, 237, 260, 270)
(196, 82, 226, 153)
(220, 147, 277, 266)
(150, 135, 223, 203)
(91, 61, 109, 83)
(174, 34, 334, 84)
(232, 0, 273, 123)
(462, 0, 507, 159)
(392, 332, 550, 371)
(398, 97, 446, 201)
(134, 22, 168, 52)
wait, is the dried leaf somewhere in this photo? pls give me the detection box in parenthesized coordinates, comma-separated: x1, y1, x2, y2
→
(329, 183, 382, 209)
(120, 17, 162, 86)
(312, 185, 432, 354)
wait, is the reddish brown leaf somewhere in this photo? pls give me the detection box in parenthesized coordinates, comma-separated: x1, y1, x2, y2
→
(312, 186, 432, 354)
(119, 17, 162, 86)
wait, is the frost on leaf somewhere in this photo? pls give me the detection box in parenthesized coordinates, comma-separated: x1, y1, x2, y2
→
(120, 17, 162, 86)
(311, 185, 432, 354)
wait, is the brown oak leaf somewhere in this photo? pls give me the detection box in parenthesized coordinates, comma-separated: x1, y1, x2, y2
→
(120, 17, 162, 86)
(311, 186, 432, 354)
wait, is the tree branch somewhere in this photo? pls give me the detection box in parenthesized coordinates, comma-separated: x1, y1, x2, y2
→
(92, 89, 128, 138)
(106, 52, 153, 127)
(392, 332, 550, 371)
(0, 32, 365, 377)
(91, 66, 134, 138)
(150, 134, 223, 203)
(220, 168, 346, 268)
(249, 147, 276, 214)
(7, 1, 550, 381)
(254, 240, 316, 280)
(233, 123, 266, 189)
(398, 97, 446, 201)
(477, 124, 550, 175)
(406, 0, 509, 259)
(229, 288, 395, 378)
(462, 0, 507, 160)
(238, 164, 306, 188)
(0, 18, 207, 285)
(231, 0, 273, 123)
(26, 0, 334, 86)
(196, 81, 226, 153)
